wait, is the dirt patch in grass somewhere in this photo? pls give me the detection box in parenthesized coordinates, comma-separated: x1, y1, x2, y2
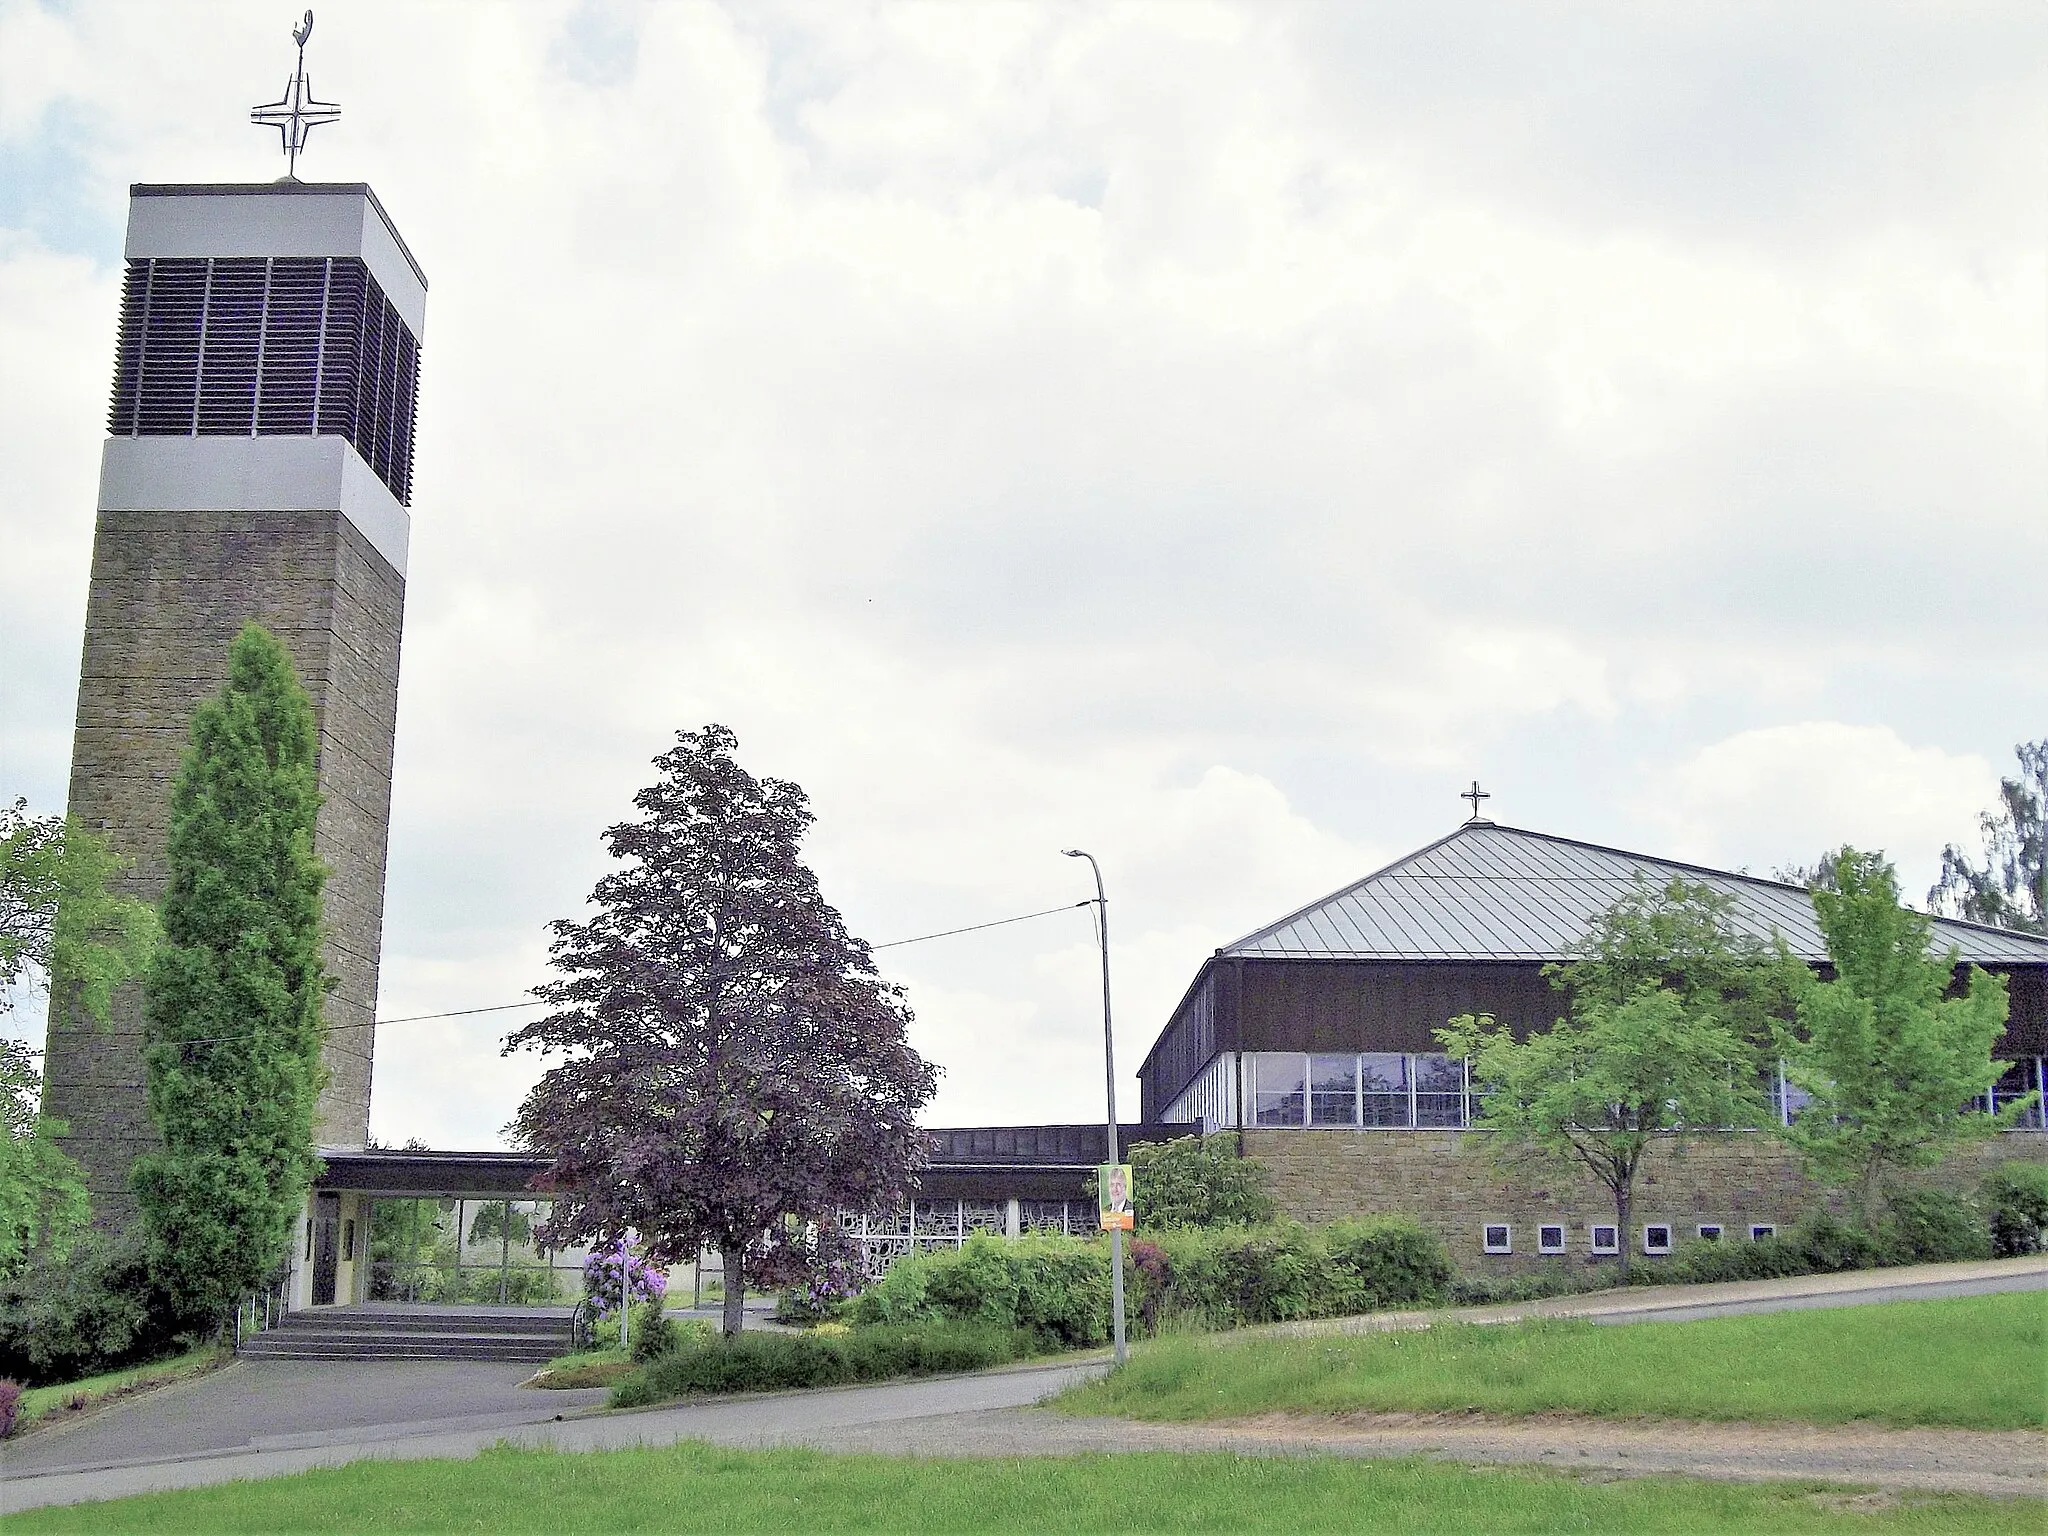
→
(1181, 1409, 2048, 1499)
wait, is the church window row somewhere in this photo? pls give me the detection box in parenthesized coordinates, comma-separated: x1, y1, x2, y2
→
(106, 255, 422, 504)
(1163, 1052, 2048, 1134)
(1485, 1220, 1775, 1257)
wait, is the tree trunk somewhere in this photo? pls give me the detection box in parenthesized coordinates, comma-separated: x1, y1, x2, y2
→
(1615, 1180, 1632, 1278)
(1855, 1160, 1883, 1229)
(721, 1245, 745, 1337)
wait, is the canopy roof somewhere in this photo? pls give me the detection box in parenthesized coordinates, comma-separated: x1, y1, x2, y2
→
(1223, 822, 2048, 966)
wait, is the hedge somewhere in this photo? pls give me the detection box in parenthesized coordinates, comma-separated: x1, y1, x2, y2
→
(609, 1321, 1034, 1406)
(1656, 1189, 2007, 1287)
(849, 1221, 1456, 1341)
(1983, 1162, 2048, 1257)
(852, 1235, 1115, 1347)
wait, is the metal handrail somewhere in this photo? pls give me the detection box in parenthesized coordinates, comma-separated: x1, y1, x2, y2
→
(231, 1275, 291, 1353)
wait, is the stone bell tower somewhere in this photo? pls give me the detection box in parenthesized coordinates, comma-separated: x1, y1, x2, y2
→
(41, 178, 427, 1226)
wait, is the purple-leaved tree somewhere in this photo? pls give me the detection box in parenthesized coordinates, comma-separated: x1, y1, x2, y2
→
(505, 725, 938, 1335)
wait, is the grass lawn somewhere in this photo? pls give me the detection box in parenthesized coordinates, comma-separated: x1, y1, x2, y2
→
(525, 1348, 633, 1390)
(4, 1442, 2040, 1533)
(1059, 1292, 2048, 1431)
(11, 1347, 227, 1434)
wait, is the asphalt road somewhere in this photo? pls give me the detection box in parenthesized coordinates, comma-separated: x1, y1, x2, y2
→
(5, 1255, 2043, 1514)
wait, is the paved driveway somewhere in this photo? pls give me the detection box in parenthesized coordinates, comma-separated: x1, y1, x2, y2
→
(1, 1358, 610, 1481)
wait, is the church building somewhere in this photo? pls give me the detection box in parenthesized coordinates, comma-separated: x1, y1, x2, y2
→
(1126, 810, 2048, 1267)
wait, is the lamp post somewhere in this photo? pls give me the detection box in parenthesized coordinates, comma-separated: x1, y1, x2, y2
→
(1062, 848, 1127, 1366)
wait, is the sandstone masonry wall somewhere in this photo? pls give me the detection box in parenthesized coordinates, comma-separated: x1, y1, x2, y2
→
(1246, 1128, 2048, 1274)
(43, 506, 403, 1228)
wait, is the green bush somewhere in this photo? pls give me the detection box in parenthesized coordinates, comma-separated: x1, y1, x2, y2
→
(1661, 1198, 1993, 1287)
(1881, 1187, 1992, 1264)
(1667, 1233, 1812, 1285)
(1787, 1209, 1884, 1273)
(630, 1311, 714, 1363)
(1981, 1162, 2048, 1257)
(1144, 1225, 1329, 1327)
(1323, 1216, 1455, 1309)
(0, 1230, 189, 1386)
(589, 1299, 680, 1359)
(610, 1321, 1031, 1406)
(1129, 1135, 1277, 1229)
(849, 1235, 1114, 1348)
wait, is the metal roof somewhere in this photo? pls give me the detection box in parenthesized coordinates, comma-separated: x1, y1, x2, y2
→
(1223, 822, 2048, 966)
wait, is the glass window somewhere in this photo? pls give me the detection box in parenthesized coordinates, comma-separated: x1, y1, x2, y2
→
(1642, 1224, 1673, 1254)
(1360, 1053, 1411, 1127)
(1776, 1064, 1812, 1125)
(1992, 1057, 2045, 1129)
(1252, 1053, 1306, 1128)
(1483, 1223, 1512, 1253)
(1750, 1224, 1777, 1241)
(1589, 1225, 1619, 1254)
(1697, 1224, 1723, 1242)
(1309, 1054, 1358, 1126)
(1414, 1053, 1466, 1127)
(1538, 1224, 1565, 1253)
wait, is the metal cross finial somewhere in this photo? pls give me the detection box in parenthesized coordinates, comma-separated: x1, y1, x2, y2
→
(250, 11, 340, 179)
(1462, 780, 1491, 823)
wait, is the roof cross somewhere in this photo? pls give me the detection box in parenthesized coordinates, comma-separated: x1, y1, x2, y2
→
(250, 11, 340, 179)
(1462, 780, 1492, 824)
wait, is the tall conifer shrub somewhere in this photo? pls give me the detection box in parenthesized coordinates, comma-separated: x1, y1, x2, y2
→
(134, 623, 329, 1322)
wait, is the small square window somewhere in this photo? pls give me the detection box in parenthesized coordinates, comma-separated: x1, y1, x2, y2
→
(1482, 1223, 1512, 1254)
(1750, 1223, 1777, 1241)
(1642, 1224, 1673, 1255)
(1589, 1224, 1619, 1254)
(1697, 1224, 1723, 1242)
(1538, 1224, 1566, 1254)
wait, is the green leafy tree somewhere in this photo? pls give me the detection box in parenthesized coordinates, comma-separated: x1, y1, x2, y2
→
(1930, 740, 2045, 933)
(133, 623, 331, 1323)
(1549, 876, 1801, 1048)
(1440, 880, 1774, 1274)
(1781, 849, 2024, 1220)
(508, 725, 938, 1337)
(1129, 1134, 1276, 1229)
(2, 799, 159, 1027)
(1, 799, 156, 1265)
(0, 1041, 89, 1275)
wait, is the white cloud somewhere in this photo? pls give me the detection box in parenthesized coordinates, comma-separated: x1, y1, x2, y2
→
(3, 2, 2041, 1143)
(1642, 723, 2001, 901)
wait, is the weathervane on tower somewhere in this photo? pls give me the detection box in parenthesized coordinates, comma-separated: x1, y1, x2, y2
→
(250, 11, 340, 178)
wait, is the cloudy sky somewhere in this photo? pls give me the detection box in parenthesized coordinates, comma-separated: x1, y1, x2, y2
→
(2, 1, 2042, 1148)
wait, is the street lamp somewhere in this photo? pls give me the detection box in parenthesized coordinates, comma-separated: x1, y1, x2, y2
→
(1062, 848, 1128, 1366)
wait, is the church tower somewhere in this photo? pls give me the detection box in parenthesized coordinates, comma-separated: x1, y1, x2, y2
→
(41, 178, 426, 1225)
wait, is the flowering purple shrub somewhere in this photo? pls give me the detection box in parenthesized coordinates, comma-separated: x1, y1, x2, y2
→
(0, 1379, 21, 1439)
(582, 1241, 667, 1319)
(773, 1249, 866, 1324)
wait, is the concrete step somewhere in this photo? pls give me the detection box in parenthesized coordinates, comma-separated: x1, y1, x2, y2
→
(240, 1306, 576, 1362)
(238, 1340, 563, 1362)
(252, 1327, 569, 1343)
(266, 1313, 573, 1337)
(240, 1333, 565, 1360)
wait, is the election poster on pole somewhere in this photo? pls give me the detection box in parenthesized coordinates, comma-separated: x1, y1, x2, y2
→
(1098, 1162, 1134, 1231)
